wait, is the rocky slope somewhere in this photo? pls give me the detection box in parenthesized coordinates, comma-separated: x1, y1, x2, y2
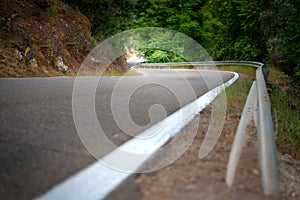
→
(0, 0, 128, 77)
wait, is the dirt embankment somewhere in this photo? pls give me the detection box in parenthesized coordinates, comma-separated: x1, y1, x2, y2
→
(0, 0, 128, 77)
(132, 77, 300, 200)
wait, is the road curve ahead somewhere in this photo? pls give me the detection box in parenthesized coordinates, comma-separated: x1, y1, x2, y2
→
(0, 69, 234, 200)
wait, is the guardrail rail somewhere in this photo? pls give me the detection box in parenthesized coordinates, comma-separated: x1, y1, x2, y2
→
(137, 61, 280, 198)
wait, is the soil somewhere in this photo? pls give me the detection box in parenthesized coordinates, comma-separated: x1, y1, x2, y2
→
(0, 0, 92, 77)
(0, 0, 128, 77)
(132, 93, 300, 199)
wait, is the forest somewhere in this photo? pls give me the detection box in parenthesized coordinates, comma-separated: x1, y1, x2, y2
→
(63, 0, 299, 86)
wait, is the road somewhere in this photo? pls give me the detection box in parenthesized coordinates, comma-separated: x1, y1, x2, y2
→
(0, 69, 233, 200)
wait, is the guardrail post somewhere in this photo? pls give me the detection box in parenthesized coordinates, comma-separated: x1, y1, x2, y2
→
(262, 64, 270, 83)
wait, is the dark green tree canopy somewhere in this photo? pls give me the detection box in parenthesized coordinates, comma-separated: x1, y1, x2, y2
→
(64, 0, 300, 85)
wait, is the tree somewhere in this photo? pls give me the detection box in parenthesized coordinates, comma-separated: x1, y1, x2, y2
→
(62, 0, 299, 86)
(62, 0, 137, 40)
(260, 0, 299, 83)
(201, 0, 265, 61)
(135, 0, 207, 62)
(136, 0, 205, 43)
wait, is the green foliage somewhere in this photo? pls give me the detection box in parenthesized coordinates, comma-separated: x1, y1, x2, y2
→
(62, 0, 137, 40)
(140, 49, 186, 63)
(135, 0, 265, 61)
(259, 0, 299, 86)
(62, 0, 299, 86)
(48, 44, 54, 55)
(45, 23, 51, 29)
(132, 27, 209, 62)
(225, 75, 253, 118)
(73, 41, 80, 51)
(217, 65, 256, 78)
(46, 5, 58, 16)
(24, 56, 30, 66)
(23, 47, 31, 66)
(86, 31, 97, 48)
(136, 0, 204, 43)
(270, 85, 300, 157)
(202, 0, 265, 61)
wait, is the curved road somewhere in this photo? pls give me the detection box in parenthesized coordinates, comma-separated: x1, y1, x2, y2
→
(0, 69, 233, 200)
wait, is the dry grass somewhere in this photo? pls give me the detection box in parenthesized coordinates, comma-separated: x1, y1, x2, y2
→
(102, 68, 142, 76)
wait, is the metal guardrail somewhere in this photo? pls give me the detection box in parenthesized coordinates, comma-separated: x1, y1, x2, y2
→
(137, 61, 280, 198)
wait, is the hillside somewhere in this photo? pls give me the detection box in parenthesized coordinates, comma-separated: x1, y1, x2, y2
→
(0, 0, 128, 77)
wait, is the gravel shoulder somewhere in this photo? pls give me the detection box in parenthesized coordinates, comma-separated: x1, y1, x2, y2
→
(110, 76, 300, 200)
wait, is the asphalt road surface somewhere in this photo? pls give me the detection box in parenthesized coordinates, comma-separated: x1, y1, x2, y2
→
(0, 69, 233, 200)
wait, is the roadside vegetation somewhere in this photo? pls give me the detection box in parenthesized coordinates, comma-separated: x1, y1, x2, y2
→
(268, 67, 300, 159)
(225, 74, 253, 119)
(218, 65, 255, 120)
(219, 65, 300, 159)
(217, 65, 256, 79)
(2, 1, 298, 84)
(63, 0, 299, 88)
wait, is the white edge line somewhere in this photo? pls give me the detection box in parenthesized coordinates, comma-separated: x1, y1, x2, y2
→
(35, 72, 239, 200)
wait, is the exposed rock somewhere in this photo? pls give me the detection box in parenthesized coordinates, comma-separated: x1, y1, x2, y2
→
(90, 56, 101, 64)
(14, 49, 23, 61)
(111, 55, 128, 72)
(11, 13, 18, 19)
(105, 55, 128, 74)
(30, 58, 38, 68)
(56, 56, 68, 72)
(251, 168, 260, 176)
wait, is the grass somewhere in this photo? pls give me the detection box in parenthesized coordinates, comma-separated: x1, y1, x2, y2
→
(268, 67, 300, 159)
(137, 65, 190, 69)
(139, 65, 256, 77)
(219, 65, 255, 119)
(217, 65, 256, 79)
(225, 76, 253, 118)
(219, 65, 300, 159)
